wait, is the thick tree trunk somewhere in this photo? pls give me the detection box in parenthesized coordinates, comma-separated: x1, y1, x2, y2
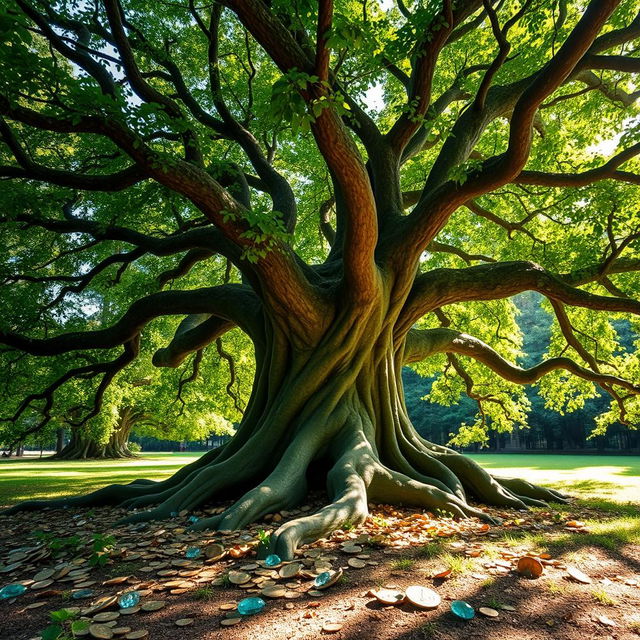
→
(8, 307, 568, 558)
(55, 428, 65, 454)
(54, 409, 137, 460)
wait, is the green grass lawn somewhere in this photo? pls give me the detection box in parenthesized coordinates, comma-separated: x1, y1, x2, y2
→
(0, 451, 638, 507)
(468, 453, 640, 504)
(0, 452, 203, 506)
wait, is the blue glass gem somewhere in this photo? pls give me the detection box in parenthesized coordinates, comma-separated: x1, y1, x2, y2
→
(313, 571, 331, 588)
(188, 515, 199, 524)
(71, 589, 94, 600)
(117, 591, 141, 609)
(237, 596, 266, 616)
(0, 583, 27, 599)
(451, 600, 475, 620)
(170, 511, 178, 518)
(185, 547, 201, 559)
(264, 554, 281, 567)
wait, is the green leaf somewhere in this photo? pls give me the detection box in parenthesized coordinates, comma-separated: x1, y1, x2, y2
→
(41, 625, 63, 640)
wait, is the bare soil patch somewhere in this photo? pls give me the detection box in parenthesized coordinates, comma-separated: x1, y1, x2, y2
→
(1, 498, 639, 640)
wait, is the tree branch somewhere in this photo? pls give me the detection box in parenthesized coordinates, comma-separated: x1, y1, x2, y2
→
(399, 259, 640, 334)
(515, 142, 640, 187)
(315, 0, 333, 83)
(224, 0, 379, 302)
(403, 327, 640, 394)
(0, 284, 260, 356)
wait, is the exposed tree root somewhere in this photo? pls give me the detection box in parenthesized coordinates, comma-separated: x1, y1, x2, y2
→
(495, 476, 570, 504)
(2, 392, 569, 559)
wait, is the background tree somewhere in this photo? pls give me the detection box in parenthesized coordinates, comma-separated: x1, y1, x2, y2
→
(0, 0, 639, 559)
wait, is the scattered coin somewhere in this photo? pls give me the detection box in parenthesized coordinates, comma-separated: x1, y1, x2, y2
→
(405, 586, 441, 610)
(31, 579, 54, 590)
(88, 623, 114, 639)
(369, 589, 405, 605)
(279, 563, 302, 579)
(175, 618, 194, 627)
(567, 566, 592, 584)
(228, 571, 251, 585)
(261, 586, 287, 598)
(93, 612, 120, 623)
(517, 556, 543, 578)
(220, 618, 242, 627)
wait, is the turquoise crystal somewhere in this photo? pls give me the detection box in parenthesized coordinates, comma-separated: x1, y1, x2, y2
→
(188, 515, 199, 524)
(0, 583, 27, 599)
(71, 589, 94, 599)
(237, 596, 266, 616)
(117, 591, 140, 609)
(451, 600, 475, 620)
(264, 554, 281, 567)
(185, 547, 201, 559)
(313, 571, 331, 588)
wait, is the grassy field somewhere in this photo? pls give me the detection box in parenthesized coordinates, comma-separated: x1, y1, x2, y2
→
(0, 451, 638, 507)
(0, 452, 202, 506)
(469, 453, 640, 504)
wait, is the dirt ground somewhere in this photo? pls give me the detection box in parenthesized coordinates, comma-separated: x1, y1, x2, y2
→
(0, 497, 639, 640)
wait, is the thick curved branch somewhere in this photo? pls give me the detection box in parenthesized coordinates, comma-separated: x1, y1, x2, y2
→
(400, 260, 640, 333)
(473, 0, 530, 111)
(0, 98, 325, 330)
(3, 211, 239, 263)
(206, 6, 297, 230)
(575, 70, 640, 107)
(4, 337, 140, 445)
(584, 54, 640, 73)
(403, 328, 640, 394)
(15, 0, 116, 97)
(157, 249, 214, 287)
(469, 1, 621, 191)
(224, 0, 378, 301)
(428, 240, 496, 263)
(153, 315, 237, 368)
(0, 163, 147, 191)
(385, 0, 454, 154)
(0, 284, 260, 356)
(391, 2, 630, 266)
(315, 0, 333, 83)
(102, 0, 201, 163)
(6, 248, 146, 316)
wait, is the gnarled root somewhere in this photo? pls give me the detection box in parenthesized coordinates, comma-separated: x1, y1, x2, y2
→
(494, 476, 570, 504)
(265, 427, 375, 559)
(370, 464, 499, 523)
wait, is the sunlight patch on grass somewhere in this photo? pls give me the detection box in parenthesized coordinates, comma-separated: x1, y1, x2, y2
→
(470, 454, 640, 503)
(0, 452, 205, 506)
(441, 552, 476, 575)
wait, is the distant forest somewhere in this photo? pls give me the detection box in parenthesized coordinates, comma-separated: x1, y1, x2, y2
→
(404, 292, 639, 453)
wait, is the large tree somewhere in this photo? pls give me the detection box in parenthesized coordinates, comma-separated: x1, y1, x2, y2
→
(1, 0, 639, 558)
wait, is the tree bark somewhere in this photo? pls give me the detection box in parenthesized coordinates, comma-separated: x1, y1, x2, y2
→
(55, 429, 65, 454)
